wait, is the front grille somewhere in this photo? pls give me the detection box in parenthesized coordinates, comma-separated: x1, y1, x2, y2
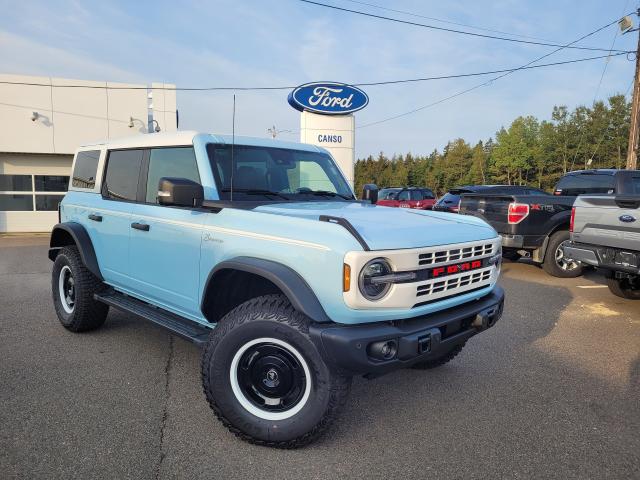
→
(416, 269, 492, 297)
(418, 243, 493, 266)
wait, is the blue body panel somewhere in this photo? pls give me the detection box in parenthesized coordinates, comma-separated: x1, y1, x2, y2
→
(61, 133, 499, 326)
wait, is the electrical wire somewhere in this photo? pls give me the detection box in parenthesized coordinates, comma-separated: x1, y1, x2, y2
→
(0, 52, 629, 92)
(295, 0, 633, 53)
(358, 15, 631, 129)
(340, 0, 560, 43)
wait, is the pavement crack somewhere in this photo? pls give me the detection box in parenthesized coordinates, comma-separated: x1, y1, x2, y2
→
(154, 334, 174, 480)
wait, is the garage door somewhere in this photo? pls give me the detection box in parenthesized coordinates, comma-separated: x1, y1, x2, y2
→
(0, 157, 69, 232)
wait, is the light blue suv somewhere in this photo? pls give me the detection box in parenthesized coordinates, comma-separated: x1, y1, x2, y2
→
(49, 131, 504, 447)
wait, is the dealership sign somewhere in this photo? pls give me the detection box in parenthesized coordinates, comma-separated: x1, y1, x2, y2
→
(288, 82, 368, 115)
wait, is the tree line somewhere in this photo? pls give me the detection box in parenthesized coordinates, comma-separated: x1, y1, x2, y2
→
(354, 94, 631, 195)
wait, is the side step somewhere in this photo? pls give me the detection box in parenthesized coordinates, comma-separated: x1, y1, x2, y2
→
(95, 291, 212, 347)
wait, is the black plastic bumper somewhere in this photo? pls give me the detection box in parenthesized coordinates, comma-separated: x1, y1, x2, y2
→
(309, 287, 505, 377)
(500, 233, 546, 250)
(564, 242, 640, 275)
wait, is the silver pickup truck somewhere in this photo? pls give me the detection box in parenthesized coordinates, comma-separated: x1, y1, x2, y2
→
(564, 171, 640, 299)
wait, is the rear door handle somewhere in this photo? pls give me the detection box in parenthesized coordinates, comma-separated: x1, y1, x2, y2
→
(88, 214, 102, 222)
(131, 222, 150, 231)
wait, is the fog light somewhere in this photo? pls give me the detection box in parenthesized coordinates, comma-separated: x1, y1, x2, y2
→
(368, 339, 398, 360)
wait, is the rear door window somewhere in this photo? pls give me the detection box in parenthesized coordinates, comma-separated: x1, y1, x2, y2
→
(72, 150, 101, 189)
(103, 149, 144, 201)
(398, 190, 411, 201)
(555, 174, 615, 195)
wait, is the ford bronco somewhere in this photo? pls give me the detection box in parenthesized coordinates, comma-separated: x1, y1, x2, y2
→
(49, 131, 504, 448)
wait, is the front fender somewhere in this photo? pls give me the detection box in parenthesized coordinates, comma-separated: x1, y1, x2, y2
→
(202, 257, 331, 323)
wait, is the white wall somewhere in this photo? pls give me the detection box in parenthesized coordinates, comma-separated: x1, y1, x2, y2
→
(0, 74, 172, 155)
(300, 112, 355, 186)
(151, 83, 178, 132)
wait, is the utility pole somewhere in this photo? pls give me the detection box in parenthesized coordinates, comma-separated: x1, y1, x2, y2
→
(625, 10, 640, 170)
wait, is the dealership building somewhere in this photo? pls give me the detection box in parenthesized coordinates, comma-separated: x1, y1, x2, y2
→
(0, 73, 177, 233)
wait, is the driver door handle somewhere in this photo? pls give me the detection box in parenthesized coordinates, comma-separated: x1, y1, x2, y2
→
(131, 222, 150, 232)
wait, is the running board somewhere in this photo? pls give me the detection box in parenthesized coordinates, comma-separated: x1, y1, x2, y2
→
(94, 291, 212, 347)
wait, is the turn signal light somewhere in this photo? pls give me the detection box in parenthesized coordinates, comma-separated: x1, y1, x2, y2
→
(343, 264, 351, 292)
(507, 202, 530, 224)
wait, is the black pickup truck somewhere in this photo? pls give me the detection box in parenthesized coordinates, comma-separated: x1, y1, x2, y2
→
(459, 169, 635, 278)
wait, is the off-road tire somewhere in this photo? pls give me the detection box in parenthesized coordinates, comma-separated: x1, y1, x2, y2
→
(411, 342, 466, 370)
(542, 230, 583, 278)
(52, 246, 108, 332)
(606, 275, 640, 300)
(201, 294, 351, 448)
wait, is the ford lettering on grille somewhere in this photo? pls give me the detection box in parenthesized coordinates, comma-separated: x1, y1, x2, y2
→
(428, 260, 484, 279)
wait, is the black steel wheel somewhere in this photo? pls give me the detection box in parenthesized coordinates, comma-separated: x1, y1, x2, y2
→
(201, 294, 351, 448)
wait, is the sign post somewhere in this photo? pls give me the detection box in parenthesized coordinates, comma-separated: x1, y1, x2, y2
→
(288, 82, 368, 187)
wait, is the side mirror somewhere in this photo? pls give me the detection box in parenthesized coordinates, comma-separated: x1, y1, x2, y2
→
(362, 184, 378, 204)
(158, 177, 204, 207)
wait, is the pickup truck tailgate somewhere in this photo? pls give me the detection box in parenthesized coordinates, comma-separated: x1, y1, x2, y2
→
(572, 195, 640, 250)
(458, 195, 512, 232)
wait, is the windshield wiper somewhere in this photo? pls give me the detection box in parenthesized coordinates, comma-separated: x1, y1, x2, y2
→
(221, 188, 290, 200)
(304, 190, 354, 200)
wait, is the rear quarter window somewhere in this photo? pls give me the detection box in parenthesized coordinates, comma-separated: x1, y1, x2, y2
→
(72, 150, 101, 189)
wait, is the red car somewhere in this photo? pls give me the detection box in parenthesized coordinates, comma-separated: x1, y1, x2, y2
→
(376, 187, 437, 210)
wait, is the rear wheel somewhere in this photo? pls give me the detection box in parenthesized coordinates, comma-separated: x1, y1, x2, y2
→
(411, 342, 466, 370)
(201, 294, 351, 448)
(542, 230, 583, 278)
(51, 246, 109, 332)
(606, 275, 640, 300)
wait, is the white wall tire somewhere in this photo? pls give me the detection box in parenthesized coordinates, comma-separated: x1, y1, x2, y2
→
(201, 294, 351, 448)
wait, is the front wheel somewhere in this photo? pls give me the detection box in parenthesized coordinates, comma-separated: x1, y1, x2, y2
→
(606, 275, 640, 299)
(201, 294, 351, 448)
(542, 230, 583, 278)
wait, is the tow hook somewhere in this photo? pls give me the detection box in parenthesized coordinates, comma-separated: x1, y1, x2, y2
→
(472, 305, 501, 331)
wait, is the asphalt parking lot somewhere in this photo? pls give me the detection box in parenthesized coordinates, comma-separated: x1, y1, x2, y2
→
(1, 235, 639, 480)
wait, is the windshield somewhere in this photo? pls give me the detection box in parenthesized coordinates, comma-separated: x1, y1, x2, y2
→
(207, 144, 354, 201)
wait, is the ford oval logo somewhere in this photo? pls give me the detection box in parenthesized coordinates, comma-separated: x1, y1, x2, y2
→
(288, 82, 369, 115)
(619, 214, 636, 223)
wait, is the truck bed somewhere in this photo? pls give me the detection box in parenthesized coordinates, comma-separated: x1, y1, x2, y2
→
(459, 193, 575, 251)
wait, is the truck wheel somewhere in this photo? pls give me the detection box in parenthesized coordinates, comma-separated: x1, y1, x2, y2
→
(606, 275, 640, 300)
(51, 246, 108, 332)
(542, 230, 583, 278)
(201, 294, 351, 448)
(411, 342, 465, 370)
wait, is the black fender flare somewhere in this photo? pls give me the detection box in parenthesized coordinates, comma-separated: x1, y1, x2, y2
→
(202, 257, 332, 323)
(48, 222, 103, 280)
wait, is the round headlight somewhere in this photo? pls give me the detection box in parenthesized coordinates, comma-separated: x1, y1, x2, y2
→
(358, 258, 392, 300)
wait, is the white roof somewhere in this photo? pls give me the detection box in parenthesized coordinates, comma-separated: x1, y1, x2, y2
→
(78, 130, 322, 153)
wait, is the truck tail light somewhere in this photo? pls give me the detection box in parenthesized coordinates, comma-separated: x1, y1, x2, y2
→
(569, 207, 576, 232)
(507, 202, 529, 224)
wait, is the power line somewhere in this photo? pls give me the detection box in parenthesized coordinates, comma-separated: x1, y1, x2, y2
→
(295, 0, 633, 53)
(0, 52, 629, 92)
(356, 52, 628, 87)
(341, 0, 559, 43)
(358, 15, 629, 129)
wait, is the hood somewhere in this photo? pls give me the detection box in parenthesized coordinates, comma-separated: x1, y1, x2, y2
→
(254, 202, 497, 250)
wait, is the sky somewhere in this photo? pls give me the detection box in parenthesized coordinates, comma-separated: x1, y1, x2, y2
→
(0, 0, 637, 158)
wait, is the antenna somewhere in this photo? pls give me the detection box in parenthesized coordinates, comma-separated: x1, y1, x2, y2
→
(230, 94, 236, 202)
